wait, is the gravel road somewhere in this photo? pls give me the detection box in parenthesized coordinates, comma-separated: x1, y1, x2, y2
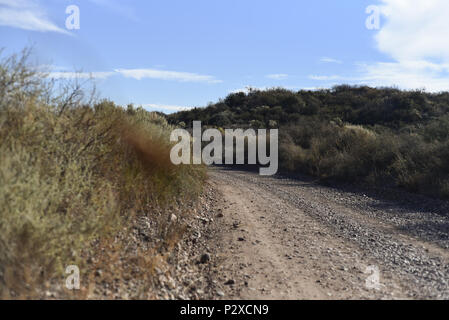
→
(204, 167, 449, 300)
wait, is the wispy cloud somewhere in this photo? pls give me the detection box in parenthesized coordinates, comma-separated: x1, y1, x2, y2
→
(231, 85, 310, 94)
(142, 103, 194, 112)
(266, 73, 289, 80)
(115, 68, 222, 84)
(301, 87, 328, 91)
(43, 66, 222, 85)
(310, 61, 449, 92)
(357, 61, 449, 92)
(230, 86, 272, 94)
(0, 0, 69, 34)
(320, 57, 343, 64)
(309, 75, 345, 81)
(47, 71, 115, 79)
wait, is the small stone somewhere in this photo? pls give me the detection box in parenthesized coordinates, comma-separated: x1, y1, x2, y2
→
(45, 290, 54, 298)
(225, 279, 235, 285)
(216, 290, 225, 297)
(170, 214, 177, 222)
(200, 253, 211, 264)
(155, 267, 163, 275)
(238, 237, 245, 242)
(166, 278, 176, 289)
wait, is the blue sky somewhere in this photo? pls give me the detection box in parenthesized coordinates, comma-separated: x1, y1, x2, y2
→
(2, 0, 449, 113)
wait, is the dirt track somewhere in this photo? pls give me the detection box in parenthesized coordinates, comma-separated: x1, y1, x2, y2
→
(205, 167, 449, 300)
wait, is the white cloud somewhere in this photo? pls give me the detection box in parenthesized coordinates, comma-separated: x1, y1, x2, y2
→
(47, 71, 115, 79)
(115, 68, 222, 84)
(301, 87, 328, 91)
(42, 66, 222, 84)
(364, 0, 449, 91)
(309, 75, 345, 81)
(266, 73, 289, 80)
(320, 57, 343, 64)
(313, 1, 449, 92)
(230, 86, 270, 94)
(310, 61, 449, 92)
(357, 61, 449, 92)
(376, 0, 449, 62)
(0, 0, 69, 34)
(141, 104, 194, 112)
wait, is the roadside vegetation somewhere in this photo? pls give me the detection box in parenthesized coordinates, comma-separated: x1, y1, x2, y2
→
(0, 49, 205, 298)
(169, 86, 449, 199)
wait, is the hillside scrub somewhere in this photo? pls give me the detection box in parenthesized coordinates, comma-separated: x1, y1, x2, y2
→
(0, 49, 205, 298)
(169, 87, 449, 199)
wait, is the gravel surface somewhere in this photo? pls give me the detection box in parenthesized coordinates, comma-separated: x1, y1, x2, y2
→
(46, 167, 449, 299)
(207, 167, 449, 299)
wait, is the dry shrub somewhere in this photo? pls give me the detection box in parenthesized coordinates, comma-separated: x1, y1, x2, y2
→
(280, 117, 449, 198)
(0, 49, 205, 298)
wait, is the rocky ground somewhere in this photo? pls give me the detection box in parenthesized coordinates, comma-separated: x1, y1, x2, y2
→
(48, 166, 449, 299)
(198, 167, 449, 300)
(126, 166, 449, 300)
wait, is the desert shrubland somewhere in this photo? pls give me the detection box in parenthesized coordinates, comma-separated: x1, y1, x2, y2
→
(170, 86, 449, 198)
(0, 49, 205, 298)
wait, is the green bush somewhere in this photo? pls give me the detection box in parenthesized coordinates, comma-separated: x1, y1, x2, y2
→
(171, 86, 449, 199)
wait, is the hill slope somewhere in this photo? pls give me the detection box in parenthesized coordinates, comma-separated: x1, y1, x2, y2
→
(168, 87, 449, 199)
